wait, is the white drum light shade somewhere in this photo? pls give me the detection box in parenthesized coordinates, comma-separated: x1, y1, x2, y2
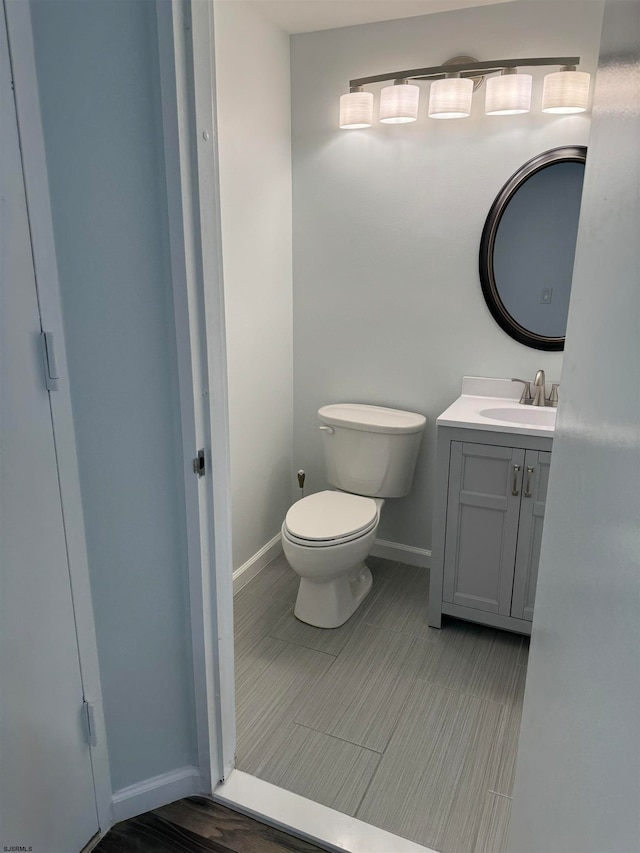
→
(339, 90, 374, 128)
(428, 76, 473, 118)
(379, 83, 420, 123)
(542, 70, 590, 113)
(485, 72, 532, 115)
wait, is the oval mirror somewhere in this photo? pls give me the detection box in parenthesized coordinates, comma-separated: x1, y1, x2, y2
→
(479, 145, 587, 351)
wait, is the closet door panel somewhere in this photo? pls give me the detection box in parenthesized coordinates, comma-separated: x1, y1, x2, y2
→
(0, 7, 99, 849)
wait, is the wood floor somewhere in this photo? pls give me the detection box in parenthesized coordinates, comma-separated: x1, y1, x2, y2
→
(94, 797, 327, 852)
(235, 554, 529, 853)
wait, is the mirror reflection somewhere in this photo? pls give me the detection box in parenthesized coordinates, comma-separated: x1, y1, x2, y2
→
(480, 146, 587, 351)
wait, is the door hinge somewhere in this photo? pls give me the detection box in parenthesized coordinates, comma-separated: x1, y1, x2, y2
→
(83, 699, 97, 747)
(193, 448, 205, 477)
(41, 330, 61, 391)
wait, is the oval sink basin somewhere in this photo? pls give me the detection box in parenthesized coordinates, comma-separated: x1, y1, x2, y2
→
(480, 406, 556, 427)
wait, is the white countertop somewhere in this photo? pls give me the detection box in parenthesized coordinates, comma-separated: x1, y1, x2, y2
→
(437, 377, 557, 437)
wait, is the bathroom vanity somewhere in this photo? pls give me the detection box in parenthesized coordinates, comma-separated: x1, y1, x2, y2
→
(428, 377, 556, 635)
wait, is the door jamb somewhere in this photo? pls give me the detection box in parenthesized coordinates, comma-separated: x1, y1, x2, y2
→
(155, 0, 236, 789)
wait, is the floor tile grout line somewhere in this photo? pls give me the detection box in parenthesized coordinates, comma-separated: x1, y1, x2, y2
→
(363, 636, 429, 755)
(354, 636, 454, 820)
(261, 577, 396, 660)
(235, 635, 338, 728)
(358, 676, 496, 850)
(449, 692, 516, 853)
(290, 720, 387, 756)
(265, 632, 340, 661)
(361, 618, 441, 642)
(413, 675, 515, 711)
(290, 625, 434, 757)
(352, 741, 387, 820)
(410, 675, 515, 792)
(346, 635, 423, 822)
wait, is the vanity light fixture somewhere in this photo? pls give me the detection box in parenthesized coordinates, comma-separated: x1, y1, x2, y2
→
(428, 74, 474, 118)
(379, 79, 420, 123)
(339, 86, 374, 128)
(485, 68, 533, 115)
(339, 56, 590, 128)
(542, 66, 591, 113)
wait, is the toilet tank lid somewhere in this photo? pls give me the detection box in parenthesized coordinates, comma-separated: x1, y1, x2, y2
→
(318, 404, 426, 434)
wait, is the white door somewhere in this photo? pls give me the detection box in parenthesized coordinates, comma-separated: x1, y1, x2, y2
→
(0, 5, 100, 850)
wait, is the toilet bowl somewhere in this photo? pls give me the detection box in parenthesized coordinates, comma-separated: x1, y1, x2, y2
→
(281, 402, 426, 630)
(282, 490, 384, 628)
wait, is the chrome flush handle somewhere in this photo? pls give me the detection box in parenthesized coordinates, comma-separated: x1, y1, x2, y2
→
(512, 464, 521, 496)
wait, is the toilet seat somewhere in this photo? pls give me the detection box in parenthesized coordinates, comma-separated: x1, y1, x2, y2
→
(284, 490, 378, 548)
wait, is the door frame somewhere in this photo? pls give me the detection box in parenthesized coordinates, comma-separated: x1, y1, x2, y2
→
(155, 0, 236, 789)
(3, 0, 112, 833)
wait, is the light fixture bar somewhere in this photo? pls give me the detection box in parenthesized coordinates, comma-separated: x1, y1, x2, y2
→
(349, 56, 580, 89)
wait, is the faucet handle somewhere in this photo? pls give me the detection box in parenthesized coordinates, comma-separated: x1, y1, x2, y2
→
(512, 378, 533, 404)
(547, 383, 560, 407)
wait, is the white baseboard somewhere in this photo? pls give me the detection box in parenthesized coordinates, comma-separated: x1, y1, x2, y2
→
(111, 765, 202, 824)
(232, 535, 428, 593)
(233, 533, 283, 594)
(371, 538, 431, 568)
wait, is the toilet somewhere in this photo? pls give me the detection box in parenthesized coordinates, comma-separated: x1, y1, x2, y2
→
(282, 403, 426, 628)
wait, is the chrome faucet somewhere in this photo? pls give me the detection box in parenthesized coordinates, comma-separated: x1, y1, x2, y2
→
(512, 371, 558, 407)
(511, 377, 533, 404)
(532, 369, 546, 406)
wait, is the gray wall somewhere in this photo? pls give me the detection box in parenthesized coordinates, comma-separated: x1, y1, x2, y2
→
(508, 1, 640, 850)
(30, 0, 197, 791)
(290, 0, 603, 551)
(214, 0, 293, 572)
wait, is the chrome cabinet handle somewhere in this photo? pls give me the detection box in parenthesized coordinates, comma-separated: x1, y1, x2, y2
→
(512, 464, 521, 496)
(525, 465, 534, 498)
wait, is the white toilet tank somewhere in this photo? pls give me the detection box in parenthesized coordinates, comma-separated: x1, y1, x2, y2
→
(318, 403, 426, 498)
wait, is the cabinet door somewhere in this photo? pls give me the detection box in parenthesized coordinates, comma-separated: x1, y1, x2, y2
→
(511, 450, 552, 621)
(443, 442, 525, 615)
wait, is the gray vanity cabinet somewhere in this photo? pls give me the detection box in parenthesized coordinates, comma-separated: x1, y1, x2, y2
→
(443, 442, 524, 617)
(511, 449, 551, 621)
(429, 427, 553, 635)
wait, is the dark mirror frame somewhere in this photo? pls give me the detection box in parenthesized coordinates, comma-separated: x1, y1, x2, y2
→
(479, 145, 587, 351)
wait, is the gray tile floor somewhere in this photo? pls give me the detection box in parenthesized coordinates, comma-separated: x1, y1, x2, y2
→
(234, 554, 528, 853)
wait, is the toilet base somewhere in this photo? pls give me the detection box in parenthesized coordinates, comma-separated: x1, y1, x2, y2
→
(294, 563, 373, 629)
